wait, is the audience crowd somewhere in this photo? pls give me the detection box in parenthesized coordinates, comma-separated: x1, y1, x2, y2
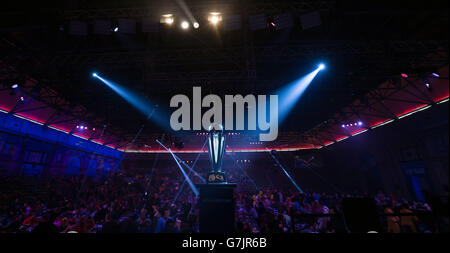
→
(0, 167, 442, 233)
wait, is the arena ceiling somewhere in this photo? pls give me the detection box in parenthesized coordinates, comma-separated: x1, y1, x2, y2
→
(0, 0, 448, 151)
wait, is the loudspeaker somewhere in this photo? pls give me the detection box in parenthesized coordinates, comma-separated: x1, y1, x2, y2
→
(342, 198, 381, 233)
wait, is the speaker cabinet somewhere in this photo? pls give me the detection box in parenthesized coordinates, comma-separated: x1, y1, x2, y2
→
(342, 197, 381, 233)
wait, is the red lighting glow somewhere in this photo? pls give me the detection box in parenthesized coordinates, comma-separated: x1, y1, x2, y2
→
(15, 113, 45, 124)
(335, 136, 348, 142)
(436, 95, 449, 103)
(0, 107, 114, 149)
(129, 146, 314, 153)
(396, 104, 429, 118)
(350, 129, 367, 135)
(371, 119, 390, 128)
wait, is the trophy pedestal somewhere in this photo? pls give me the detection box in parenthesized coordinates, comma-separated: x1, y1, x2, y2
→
(197, 183, 236, 233)
(207, 171, 226, 183)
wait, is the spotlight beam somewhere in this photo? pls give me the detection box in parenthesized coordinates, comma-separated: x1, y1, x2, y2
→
(92, 73, 164, 128)
(170, 149, 199, 196)
(277, 65, 324, 123)
(267, 149, 304, 193)
(172, 138, 208, 204)
(129, 108, 157, 148)
(147, 134, 166, 186)
(156, 140, 205, 182)
(156, 139, 200, 197)
(175, 0, 198, 25)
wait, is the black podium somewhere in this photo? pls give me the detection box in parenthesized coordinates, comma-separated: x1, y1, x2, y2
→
(197, 183, 236, 233)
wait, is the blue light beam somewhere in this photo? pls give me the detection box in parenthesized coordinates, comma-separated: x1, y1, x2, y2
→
(172, 138, 208, 205)
(156, 140, 205, 182)
(277, 64, 324, 123)
(167, 148, 199, 196)
(267, 149, 303, 193)
(92, 73, 164, 126)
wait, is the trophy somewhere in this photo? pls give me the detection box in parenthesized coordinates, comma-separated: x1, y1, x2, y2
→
(198, 123, 235, 232)
(207, 123, 226, 183)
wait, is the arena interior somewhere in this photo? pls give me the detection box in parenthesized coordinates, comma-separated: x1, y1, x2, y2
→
(0, 0, 448, 235)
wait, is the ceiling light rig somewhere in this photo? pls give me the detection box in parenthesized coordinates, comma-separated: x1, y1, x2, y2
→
(208, 12, 222, 25)
(160, 14, 174, 25)
(342, 121, 363, 128)
(181, 21, 190, 30)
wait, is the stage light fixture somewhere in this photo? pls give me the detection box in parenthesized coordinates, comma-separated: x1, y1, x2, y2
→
(92, 72, 98, 77)
(341, 124, 345, 128)
(425, 80, 432, 90)
(11, 84, 18, 89)
(401, 73, 408, 78)
(318, 63, 325, 70)
(431, 72, 440, 77)
(161, 14, 174, 24)
(210, 16, 219, 24)
(113, 27, 119, 32)
(208, 12, 222, 25)
(358, 121, 363, 126)
(181, 21, 190, 29)
(166, 18, 174, 24)
(193, 22, 200, 29)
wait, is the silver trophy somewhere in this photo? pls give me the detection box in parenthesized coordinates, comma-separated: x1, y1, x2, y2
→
(207, 123, 226, 183)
